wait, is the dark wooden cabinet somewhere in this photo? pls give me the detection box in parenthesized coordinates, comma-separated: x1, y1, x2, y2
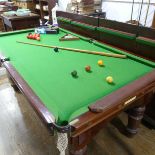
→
(1, 13, 40, 31)
(0, 5, 18, 31)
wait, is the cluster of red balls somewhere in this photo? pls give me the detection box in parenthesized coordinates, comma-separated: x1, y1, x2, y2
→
(27, 33, 40, 41)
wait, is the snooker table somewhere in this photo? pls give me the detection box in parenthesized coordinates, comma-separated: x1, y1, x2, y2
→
(0, 28, 155, 155)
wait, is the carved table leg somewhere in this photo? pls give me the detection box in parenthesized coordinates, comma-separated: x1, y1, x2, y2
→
(8, 76, 19, 91)
(126, 105, 145, 137)
(70, 132, 90, 155)
(70, 145, 87, 155)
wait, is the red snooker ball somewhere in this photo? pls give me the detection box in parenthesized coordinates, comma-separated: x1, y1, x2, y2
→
(36, 33, 40, 37)
(29, 34, 33, 39)
(85, 65, 91, 72)
(32, 35, 36, 40)
(36, 37, 40, 41)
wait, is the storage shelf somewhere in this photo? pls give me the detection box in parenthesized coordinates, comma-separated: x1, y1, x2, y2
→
(33, 0, 56, 23)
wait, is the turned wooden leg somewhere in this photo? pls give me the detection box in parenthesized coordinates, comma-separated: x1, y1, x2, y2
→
(70, 145, 87, 155)
(70, 132, 90, 155)
(0, 61, 19, 91)
(7, 76, 20, 91)
(126, 105, 145, 137)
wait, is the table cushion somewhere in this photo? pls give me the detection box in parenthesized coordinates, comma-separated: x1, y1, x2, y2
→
(97, 27, 136, 40)
(57, 17, 71, 24)
(136, 37, 155, 47)
(71, 21, 96, 30)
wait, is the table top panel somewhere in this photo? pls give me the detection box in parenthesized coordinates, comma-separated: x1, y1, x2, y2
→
(1, 13, 40, 20)
(0, 29, 155, 125)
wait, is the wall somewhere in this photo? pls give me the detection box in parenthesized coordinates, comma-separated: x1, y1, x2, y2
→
(58, 0, 71, 11)
(102, 0, 155, 27)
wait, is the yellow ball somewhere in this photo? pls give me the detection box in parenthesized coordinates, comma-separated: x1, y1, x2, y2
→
(98, 60, 103, 66)
(106, 76, 113, 83)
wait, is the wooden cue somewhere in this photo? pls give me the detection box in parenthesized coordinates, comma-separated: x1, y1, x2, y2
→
(16, 41, 127, 59)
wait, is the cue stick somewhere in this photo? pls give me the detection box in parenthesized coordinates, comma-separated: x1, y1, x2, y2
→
(131, 0, 135, 22)
(135, 0, 144, 37)
(144, 0, 150, 26)
(138, 0, 144, 26)
(16, 41, 127, 59)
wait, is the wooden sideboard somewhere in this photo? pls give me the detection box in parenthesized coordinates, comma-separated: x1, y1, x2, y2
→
(0, 5, 18, 32)
(1, 13, 40, 31)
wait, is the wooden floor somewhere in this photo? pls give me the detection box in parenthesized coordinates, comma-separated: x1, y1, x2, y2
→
(0, 67, 155, 155)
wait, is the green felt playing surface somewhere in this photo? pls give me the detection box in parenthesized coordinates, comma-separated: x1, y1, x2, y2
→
(0, 28, 155, 125)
